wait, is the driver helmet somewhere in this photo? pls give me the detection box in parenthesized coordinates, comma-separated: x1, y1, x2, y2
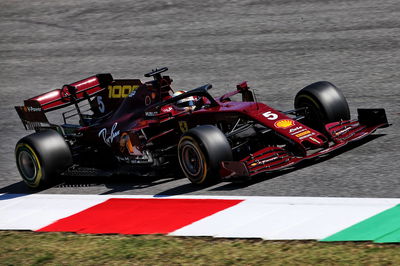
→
(172, 90, 196, 110)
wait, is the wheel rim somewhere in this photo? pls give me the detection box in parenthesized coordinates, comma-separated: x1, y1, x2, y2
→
(181, 142, 203, 177)
(18, 150, 37, 181)
(303, 101, 321, 121)
(297, 96, 325, 130)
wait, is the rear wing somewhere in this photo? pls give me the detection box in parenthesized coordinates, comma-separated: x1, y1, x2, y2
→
(15, 74, 113, 130)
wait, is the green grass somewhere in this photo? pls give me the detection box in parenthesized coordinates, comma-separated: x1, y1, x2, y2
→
(1, 231, 399, 265)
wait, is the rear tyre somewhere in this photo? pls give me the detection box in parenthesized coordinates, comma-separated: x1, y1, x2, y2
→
(178, 125, 232, 185)
(294, 81, 350, 131)
(15, 130, 73, 189)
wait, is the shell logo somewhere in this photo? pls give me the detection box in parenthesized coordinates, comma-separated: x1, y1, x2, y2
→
(274, 119, 295, 129)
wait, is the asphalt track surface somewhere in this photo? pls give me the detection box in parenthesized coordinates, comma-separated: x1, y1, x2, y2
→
(0, 0, 399, 197)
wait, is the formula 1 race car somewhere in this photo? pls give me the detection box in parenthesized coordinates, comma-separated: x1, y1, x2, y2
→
(15, 67, 389, 188)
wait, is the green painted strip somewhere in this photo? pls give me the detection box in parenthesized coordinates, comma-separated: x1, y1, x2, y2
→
(321, 205, 400, 242)
(374, 227, 400, 243)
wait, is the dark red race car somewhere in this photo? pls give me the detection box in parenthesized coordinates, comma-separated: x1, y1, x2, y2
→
(15, 67, 389, 188)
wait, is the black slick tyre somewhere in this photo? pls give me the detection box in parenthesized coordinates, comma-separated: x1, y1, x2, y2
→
(178, 125, 232, 185)
(294, 81, 350, 131)
(15, 130, 73, 189)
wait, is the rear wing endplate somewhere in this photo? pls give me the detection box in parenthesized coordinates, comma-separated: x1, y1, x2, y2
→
(15, 102, 50, 130)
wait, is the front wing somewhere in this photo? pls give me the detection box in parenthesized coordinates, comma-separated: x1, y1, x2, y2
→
(220, 108, 389, 180)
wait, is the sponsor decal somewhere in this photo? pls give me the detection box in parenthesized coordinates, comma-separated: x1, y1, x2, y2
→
(250, 156, 278, 167)
(145, 111, 158, 117)
(116, 155, 149, 164)
(25, 121, 49, 130)
(28, 106, 42, 112)
(145, 95, 152, 106)
(179, 121, 189, 133)
(98, 122, 120, 146)
(116, 156, 130, 163)
(24, 106, 42, 112)
(295, 130, 312, 138)
(289, 126, 303, 133)
(108, 85, 139, 98)
(274, 119, 295, 129)
(128, 90, 136, 97)
(290, 127, 308, 136)
(334, 127, 352, 136)
(161, 106, 173, 112)
(299, 132, 315, 140)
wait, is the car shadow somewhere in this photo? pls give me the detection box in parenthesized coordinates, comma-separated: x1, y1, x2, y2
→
(55, 174, 181, 195)
(0, 175, 183, 198)
(0, 181, 45, 200)
(61, 174, 214, 196)
(153, 182, 217, 197)
(100, 177, 179, 195)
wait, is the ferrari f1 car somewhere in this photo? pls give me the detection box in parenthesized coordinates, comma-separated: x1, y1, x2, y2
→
(15, 67, 389, 188)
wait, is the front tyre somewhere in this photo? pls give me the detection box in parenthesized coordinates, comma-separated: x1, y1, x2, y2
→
(294, 81, 350, 132)
(15, 130, 72, 188)
(178, 125, 232, 185)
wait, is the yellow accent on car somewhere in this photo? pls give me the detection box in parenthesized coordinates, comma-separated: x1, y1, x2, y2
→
(178, 136, 208, 184)
(295, 130, 311, 138)
(16, 143, 42, 188)
(179, 121, 189, 133)
(297, 94, 321, 110)
(275, 119, 295, 129)
(108, 85, 139, 98)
